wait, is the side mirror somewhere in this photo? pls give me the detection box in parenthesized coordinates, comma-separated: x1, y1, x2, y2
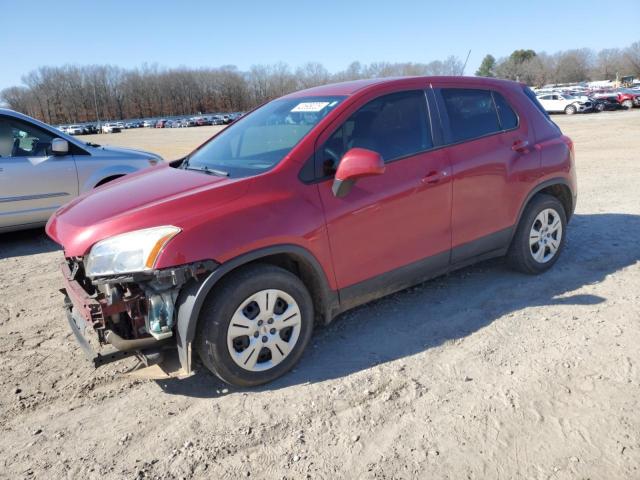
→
(332, 148, 385, 197)
(51, 138, 69, 155)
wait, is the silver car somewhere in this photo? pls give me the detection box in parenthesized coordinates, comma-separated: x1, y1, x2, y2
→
(0, 109, 163, 232)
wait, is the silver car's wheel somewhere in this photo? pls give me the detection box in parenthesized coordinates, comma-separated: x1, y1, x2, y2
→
(529, 208, 563, 264)
(226, 289, 301, 372)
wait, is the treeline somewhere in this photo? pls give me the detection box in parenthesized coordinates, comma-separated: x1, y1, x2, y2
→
(0, 57, 463, 125)
(3, 40, 638, 125)
(476, 41, 640, 85)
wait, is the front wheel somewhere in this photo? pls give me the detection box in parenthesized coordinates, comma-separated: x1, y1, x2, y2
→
(621, 99, 633, 110)
(564, 104, 577, 115)
(196, 264, 314, 387)
(507, 194, 567, 274)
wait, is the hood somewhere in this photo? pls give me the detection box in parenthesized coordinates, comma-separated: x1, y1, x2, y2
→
(46, 164, 248, 256)
(91, 144, 162, 160)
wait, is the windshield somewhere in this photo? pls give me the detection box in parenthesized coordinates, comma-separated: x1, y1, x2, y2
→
(184, 96, 345, 177)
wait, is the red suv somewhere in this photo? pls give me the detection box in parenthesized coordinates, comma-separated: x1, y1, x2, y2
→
(46, 77, 577, 387)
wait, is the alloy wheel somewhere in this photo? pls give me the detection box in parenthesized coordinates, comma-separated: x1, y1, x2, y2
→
(529, 208, 563, 263)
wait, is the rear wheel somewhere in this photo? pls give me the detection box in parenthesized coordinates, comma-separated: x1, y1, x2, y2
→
(196, 264, 314, 387)
(508, 194, 567, 274)
(622, 99, 633, 110)
(564, 104, 577, 115)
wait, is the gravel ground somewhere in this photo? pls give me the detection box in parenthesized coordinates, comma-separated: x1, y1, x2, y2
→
(1, 110, 639, 479)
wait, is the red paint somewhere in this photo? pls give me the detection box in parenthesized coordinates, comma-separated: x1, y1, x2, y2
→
(335, 148, 385, 182)
(46, 77, 576, 293)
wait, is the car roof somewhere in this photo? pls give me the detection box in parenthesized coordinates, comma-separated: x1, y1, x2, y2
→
(282, 76, 522, 98)
(0, 108, 82, 145)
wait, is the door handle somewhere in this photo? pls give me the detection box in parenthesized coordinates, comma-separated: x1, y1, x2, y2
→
(512, 139, 530, 154)
(422, 170, 448, 185)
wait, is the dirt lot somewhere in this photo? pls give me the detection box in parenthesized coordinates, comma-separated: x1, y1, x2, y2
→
(1, 111, 639, 479)
(82, 126, 226, 161)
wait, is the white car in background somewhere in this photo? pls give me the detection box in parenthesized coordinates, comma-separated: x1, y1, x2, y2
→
(66, 125, 84, 135)
(101, 123, 122, 134)
(536, 93, 592, 114)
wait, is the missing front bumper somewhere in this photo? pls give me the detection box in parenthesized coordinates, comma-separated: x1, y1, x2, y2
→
(64, 296, 141, 367)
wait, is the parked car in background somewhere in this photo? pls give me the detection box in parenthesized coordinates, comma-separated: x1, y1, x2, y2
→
(0, 108, 162, 232)
(590, 96, 621, 111)
(193, 117, 210, 126)
(101, 123, 122, 134)
(143, 120, 154, 128)
(66, 125, 85, 135)
(536, 93, 591, 114)
(83, 124, 99, 135)
(57, 125, 69, 133)
(617, 89, 640, 108)
(155, 119, 167, 128)
(210, 116, 224, 125)
(46, 76, 576, 387)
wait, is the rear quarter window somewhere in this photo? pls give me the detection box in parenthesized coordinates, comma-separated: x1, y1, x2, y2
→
(492, 92, 518, 130)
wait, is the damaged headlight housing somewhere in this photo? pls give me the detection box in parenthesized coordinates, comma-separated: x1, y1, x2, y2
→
(84, 226, 181, 277)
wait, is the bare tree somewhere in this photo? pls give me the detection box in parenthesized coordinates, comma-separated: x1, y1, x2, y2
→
(3, 42, 636, 123)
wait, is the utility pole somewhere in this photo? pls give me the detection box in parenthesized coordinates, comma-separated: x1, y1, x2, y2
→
(93, 81, 100, 128)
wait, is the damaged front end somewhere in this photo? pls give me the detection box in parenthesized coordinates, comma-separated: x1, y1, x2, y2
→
(61, 258, 216, 368)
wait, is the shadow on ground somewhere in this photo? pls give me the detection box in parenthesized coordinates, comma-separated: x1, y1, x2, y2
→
(0, 228, 60, 259)
(126, 213, 640, 396)
(158, 213, 640, 397)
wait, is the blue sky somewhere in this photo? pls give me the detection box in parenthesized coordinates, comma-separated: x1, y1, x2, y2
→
(0, 0, 637, 90)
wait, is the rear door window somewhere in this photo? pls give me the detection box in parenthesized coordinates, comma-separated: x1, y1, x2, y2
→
(440, 89, 500, 143)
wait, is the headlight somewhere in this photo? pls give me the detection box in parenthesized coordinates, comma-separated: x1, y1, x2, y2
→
(84, 226, 181, 277)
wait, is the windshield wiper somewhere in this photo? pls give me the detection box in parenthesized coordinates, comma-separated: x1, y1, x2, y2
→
(185, 164, 229, 177)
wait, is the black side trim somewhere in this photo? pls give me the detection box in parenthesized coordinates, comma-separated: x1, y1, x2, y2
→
(174, 244, 338, 373)
(338, 226, 517, 314)
(338, 251, 450, 312)
(451, 226, 514, 265)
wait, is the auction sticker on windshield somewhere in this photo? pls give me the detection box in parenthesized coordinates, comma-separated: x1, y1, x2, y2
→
(291, 102, 330, 112)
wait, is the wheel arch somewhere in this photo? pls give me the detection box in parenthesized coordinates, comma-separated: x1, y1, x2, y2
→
(80, 164, 138, 192)
(515, 178, 575, 231)
(174, 244, 338, 374)
(94, 174, 125, 187)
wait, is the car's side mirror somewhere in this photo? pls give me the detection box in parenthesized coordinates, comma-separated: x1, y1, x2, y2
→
(51, 138, 69, 155)
(332, 148, 385, 197)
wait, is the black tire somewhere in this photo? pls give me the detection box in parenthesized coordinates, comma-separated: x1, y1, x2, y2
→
(507, 194, 567, 275)
(196, 264, 314, 387)
(564, 104, 577, 115)
(622, 99, 633, 110)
